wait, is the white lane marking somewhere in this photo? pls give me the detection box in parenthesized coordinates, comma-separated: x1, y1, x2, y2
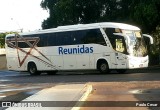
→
(0, 79, 11, 82)
(0, 86, 42, 93)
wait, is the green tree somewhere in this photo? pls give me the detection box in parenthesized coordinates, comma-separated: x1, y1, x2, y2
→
(40, 0, 160, 33)
(0, 33, 5, 48)
(0, 32, 18, 48)
(130, 0, 160, 33)
(41, 0, 120, 28)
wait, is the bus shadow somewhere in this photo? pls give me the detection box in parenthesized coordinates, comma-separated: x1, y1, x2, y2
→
(18, 69, 160, 76)
(127, 68, 160, 74)
(15, 67, 160, 78)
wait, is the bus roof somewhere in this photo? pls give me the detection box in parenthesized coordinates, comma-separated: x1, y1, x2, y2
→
(6, 22, 140, 36)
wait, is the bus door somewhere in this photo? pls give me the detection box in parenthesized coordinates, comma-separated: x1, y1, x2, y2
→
(115, 52, 127, 69)
(111, 33, 127, 69)
(113, 34, 127, 69)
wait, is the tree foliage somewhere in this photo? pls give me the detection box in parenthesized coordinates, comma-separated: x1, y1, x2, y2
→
(0, 33, 5, 48)
(41, 0, 160, 33)
(40, 0, 160, 65)
(0, 32, 18, 48)
(131, 0, 160, 32)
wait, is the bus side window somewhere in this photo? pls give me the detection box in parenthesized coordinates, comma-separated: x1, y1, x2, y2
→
(114, 35, 127, 54)
(115, 38, 125, 53)
(56, 32, 66, 46)
(38, 34, 48, 47)
(105, 28, 127, 53)
(47, 33, 56, 46)
(96, 29, 106, 45)
(6, 37, 14, 48)
(80, 29, 106, 45)
(18, 41, 30, 48)
(73, 30, 86, 44)
(7, 42, 15, 48)
(63, 31, 73, 45)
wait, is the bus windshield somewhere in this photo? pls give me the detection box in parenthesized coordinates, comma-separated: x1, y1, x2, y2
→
(104, 28, 127, 54)
(123, 30, 148, 57)
(104, 28, 148, 57)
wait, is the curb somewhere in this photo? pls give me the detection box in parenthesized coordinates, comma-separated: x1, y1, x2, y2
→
(71, 84, 93, 110)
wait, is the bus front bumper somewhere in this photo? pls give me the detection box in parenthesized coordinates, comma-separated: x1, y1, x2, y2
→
(127, 56, 149, 69)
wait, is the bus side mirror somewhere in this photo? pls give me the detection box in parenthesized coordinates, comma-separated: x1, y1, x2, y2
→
(143, 34, 153, 44)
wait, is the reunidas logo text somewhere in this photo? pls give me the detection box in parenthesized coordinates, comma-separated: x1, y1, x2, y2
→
(58, 45, 93, 55)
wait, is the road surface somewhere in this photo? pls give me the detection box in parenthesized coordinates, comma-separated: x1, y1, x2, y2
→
(0, 67, 160, 110)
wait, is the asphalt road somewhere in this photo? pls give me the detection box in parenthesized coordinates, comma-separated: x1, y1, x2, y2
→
(0, 68, 160, 84)
(0, 69, 160, 110)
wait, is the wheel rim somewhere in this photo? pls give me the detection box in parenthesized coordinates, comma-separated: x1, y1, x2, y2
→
(29, 63, 37, 74)
(100, 63, 107, 71)
(30, 67, 36, 74)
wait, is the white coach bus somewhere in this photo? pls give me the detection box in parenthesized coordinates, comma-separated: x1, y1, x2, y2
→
(5, 22, 153, 75)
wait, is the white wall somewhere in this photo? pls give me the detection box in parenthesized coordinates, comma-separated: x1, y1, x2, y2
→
(0, 48, 6, 55)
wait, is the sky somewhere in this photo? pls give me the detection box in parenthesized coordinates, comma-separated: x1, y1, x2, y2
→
(0, 0, 49, 32)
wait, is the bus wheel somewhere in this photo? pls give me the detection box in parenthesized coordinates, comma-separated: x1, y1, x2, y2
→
(47, 71, 58, 75)
(98, 61, 109, 74)
(116, 69, 127, 73)
(28, 62, 41, 75)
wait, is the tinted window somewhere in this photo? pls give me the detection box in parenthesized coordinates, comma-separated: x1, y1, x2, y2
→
(56, 32, 72, 46)
(7, 41, 15, 48)
(6, 36, 15, 48)
(105, 28, 127, 53)
(83, 29, 105, 44)
(73, 29, 105, 45)
(47, 33, 56, 46)
(73, 30, 87, 44)
(16, 29, 105, 47)
(105, 28, 116, 48)
(16, 34, 42, 48)
(37, 34, 47, 47)
(18, 42, 30, 48)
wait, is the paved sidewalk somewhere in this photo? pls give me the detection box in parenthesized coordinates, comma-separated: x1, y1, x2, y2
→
(80, 82, 160, 110)
(5, 84, 92, 110)
(0, 55, 6, 70)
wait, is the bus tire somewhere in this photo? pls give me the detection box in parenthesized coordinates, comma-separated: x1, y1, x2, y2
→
(28, 62, 41, 75)
(97, 60, 109, 74)
(47, 71, 58, 75)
